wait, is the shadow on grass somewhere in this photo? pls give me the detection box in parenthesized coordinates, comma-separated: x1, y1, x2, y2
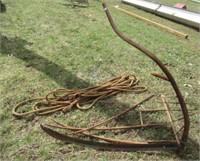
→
(1, 34, 199, 160)
(58, 2, 89, 8)
(0, 1, 6, 13)
(180, 137, 199, 160)
(0, 34, 89, 89)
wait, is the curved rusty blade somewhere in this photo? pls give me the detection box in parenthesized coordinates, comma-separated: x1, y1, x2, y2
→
(41, 124, 179, 151)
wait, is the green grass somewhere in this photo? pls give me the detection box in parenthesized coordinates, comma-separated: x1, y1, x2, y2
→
(0, 0, 200, 160)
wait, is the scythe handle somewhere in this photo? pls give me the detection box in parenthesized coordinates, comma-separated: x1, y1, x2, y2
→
(102, 3, 190, 153)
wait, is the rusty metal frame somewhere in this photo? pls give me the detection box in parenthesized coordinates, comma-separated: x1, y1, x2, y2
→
(41, 3, 190, 154)
(102, 3, 189, 153)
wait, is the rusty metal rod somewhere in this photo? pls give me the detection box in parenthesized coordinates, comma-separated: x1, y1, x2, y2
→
(139, 111, 144, 126)
(161, 95, 181, 145)
(45, 123, 166, 131)
(151, 72, 169, 81)
(48, 119, 165, 131)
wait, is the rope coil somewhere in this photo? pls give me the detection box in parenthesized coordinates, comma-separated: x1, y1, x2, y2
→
(12, 72, 147, 116)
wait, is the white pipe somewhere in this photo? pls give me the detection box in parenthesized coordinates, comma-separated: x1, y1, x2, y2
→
(122, 0, 200, 29)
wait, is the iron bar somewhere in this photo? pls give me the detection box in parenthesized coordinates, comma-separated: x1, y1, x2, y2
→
(161, 95, 181, 145)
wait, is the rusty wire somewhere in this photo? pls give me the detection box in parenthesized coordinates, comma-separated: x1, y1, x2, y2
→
(12, 72, 147, 116)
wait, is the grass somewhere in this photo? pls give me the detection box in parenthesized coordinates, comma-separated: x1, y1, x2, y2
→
(0, 0, 199, 160)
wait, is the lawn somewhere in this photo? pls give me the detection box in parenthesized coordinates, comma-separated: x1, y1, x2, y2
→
(0, 0, 199, 160)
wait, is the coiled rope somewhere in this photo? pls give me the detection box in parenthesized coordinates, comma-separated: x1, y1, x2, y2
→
(12, 72, 147, 116)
